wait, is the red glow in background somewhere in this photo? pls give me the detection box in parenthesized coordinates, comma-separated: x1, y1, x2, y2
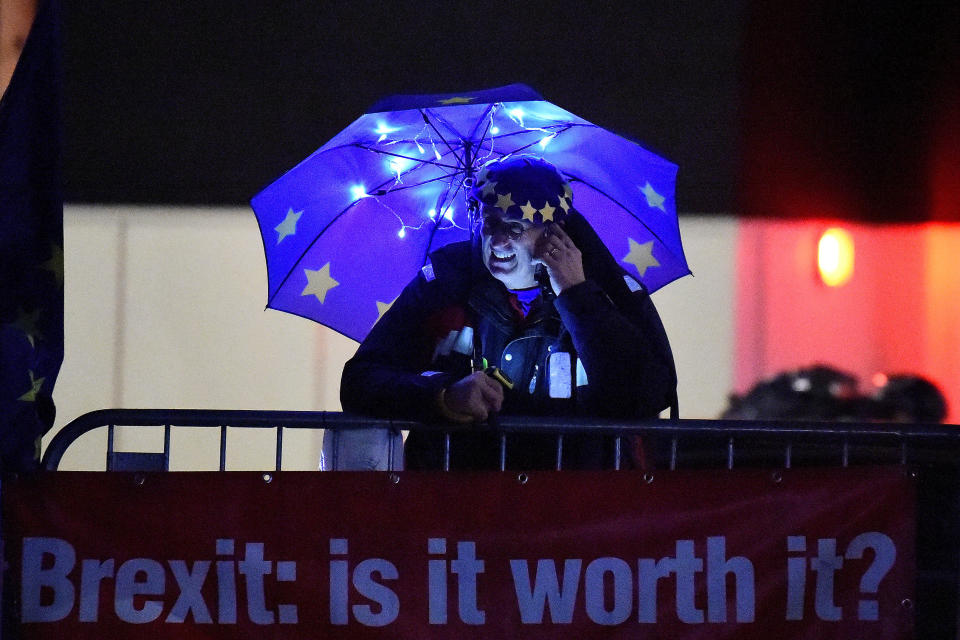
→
(734, 1, 960, 422)
(734, 221, 960, 423)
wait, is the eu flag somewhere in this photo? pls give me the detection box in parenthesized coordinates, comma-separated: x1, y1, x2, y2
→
(0, 0, 63, 471)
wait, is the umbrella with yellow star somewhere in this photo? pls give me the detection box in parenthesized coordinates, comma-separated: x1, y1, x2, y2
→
(251, 83, 690, 342)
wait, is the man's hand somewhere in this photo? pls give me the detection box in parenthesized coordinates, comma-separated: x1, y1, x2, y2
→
(534, 222, 585, 294)
(442, 371, 505, 422)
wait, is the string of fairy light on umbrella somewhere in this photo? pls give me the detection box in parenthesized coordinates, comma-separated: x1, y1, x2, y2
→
(251, 84, 689, 342)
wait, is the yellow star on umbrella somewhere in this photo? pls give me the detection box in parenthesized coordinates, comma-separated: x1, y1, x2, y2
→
(520, 201, 538, 222)
(480, 179, 498, 200)
(495, 192, 515, 214)
(301, 262, 339, 303)
(640, 182, 666, 211)
(375, 296, 399, 323)
(622, 238, 660, 278)
(438, 96, 477, 105)
(18, 370, 45, 402)
(275, 208, 304, 244)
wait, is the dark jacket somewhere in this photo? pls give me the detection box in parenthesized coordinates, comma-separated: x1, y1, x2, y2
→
(340, 213, 677, 470)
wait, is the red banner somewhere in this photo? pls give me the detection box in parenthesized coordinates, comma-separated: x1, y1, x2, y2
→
(2, 467, 914, 639)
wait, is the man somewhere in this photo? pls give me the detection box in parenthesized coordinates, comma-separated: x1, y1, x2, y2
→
(339, 156, 677, 469)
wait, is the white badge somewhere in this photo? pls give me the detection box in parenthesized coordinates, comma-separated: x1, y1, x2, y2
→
(548, 352, 573, 399)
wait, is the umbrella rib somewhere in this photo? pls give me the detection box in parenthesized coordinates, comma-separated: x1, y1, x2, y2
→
(491, 124, 580, 157)
(467, 104, 497, 140)
(322, 140, 465, 172)
(418, 108, 465, 167)
(564, 175, 675, 254)
(465, 123, 599, 161)
(424, 107, 470, 143)
(369, 169, 464, 196)
(350, 144, 463, 172)
(496, 136, 556, 157)
(315, 121, 594, 165)
(493, 122, 593, 143)
(352, 140, 459, 169)
(362, 147, 467, 196)
(422, 177, 469, 265)
(353, 136, 481, 197)
(467, 107, 499, 165)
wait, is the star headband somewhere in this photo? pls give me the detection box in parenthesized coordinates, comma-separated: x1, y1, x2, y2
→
(468, 156, 573, 224)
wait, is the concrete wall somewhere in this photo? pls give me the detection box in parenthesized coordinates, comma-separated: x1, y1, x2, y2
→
(46, 206, 736, 469)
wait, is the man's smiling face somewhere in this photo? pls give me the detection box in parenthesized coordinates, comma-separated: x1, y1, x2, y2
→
(480, 208, 540, 289)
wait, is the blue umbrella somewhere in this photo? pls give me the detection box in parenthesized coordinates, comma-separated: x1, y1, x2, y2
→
(251, 83, 690, 342)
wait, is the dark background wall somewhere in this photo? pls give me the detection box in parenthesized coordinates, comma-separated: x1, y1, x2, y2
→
(739, 2, 960, 222)
(63, 1, 958, 220)
(61, 0, 744, 211)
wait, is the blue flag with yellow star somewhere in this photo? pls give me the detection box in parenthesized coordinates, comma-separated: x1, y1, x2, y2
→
(0, 0, 63, 470)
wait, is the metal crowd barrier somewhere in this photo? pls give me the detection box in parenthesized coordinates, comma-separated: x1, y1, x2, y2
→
(40, 408, 960, 472)
(30, 409, 960, 637)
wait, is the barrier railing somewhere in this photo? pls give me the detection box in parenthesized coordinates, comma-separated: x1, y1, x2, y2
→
(40, 408, 960, 472)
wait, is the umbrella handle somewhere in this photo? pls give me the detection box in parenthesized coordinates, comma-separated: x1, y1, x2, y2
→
(472, 328, 485, 372)
(468, 193, 484, 374)
(535, 265, 556, 304)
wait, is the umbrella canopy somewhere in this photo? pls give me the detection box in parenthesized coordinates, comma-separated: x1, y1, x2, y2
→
(251, 83, 690, 342)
